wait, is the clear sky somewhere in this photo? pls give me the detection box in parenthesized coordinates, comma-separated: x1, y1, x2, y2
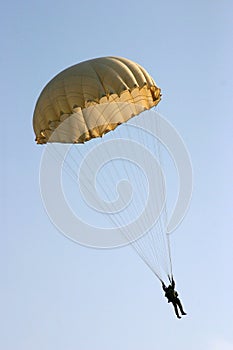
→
(1, 1, 233, 349)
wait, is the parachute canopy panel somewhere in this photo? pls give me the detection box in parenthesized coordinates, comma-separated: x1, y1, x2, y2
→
(33, 56, 161, 144)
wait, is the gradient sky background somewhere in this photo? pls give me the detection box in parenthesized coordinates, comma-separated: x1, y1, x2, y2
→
(1, 1, 233, 349)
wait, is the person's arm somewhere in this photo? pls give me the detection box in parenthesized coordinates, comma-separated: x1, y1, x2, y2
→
(162, 282, 167, 291)
(171, 277, 175, 289)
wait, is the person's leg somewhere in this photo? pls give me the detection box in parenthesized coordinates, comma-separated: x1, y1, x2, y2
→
(172, 302, 181, 318)
(176, 298, 187, 315)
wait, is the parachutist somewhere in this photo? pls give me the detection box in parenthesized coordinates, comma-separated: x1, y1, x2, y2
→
(162, 278, 187, 319)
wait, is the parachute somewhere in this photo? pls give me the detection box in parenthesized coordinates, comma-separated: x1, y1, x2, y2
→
(33, 56, 174, 284)
(33, 56, 161, 144)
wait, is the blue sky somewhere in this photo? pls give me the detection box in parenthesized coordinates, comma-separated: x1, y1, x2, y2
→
(1, 1, 233, 349)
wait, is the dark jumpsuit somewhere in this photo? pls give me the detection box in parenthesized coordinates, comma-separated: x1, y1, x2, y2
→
(162, 279, 186, 318)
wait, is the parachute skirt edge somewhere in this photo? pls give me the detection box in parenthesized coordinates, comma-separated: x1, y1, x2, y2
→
(34, 86, 161, 144)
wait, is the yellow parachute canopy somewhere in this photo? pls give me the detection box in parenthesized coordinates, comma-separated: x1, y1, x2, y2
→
(33, 56, 161, 144)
